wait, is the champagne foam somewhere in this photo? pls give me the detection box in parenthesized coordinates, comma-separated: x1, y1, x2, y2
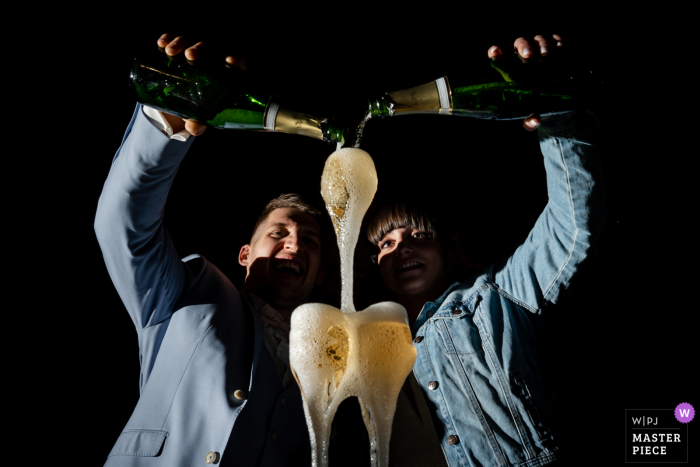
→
(290, 148, 417, 467)
(290, 302, 416, 467)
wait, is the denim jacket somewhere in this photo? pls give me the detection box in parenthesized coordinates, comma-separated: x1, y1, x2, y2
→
(411, 111, 605, 467)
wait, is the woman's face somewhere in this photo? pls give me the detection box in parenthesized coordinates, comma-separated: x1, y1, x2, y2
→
(376, 227, 446, 299)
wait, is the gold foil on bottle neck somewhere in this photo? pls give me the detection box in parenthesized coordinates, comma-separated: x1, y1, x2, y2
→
(387, 80, 452, 115)
(273, 105, 324, 140)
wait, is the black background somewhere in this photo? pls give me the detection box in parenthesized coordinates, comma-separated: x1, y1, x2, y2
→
(33, 6, 695, 466)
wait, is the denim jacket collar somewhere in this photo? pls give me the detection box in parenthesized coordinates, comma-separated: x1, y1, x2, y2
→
(413, 281, 462, 335)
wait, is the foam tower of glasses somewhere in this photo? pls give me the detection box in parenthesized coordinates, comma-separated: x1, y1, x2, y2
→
(289, 148, 417, 467)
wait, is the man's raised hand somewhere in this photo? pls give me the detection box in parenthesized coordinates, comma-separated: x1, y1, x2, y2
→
(155, 34, 246, 136)
(488, 34, 564, 132)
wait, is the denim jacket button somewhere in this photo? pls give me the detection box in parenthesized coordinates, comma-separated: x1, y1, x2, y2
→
(414, 336, 424, 343)
(428, 381, 439, 390)
(452, 307, 460, 315)
(447, 435, 460, 445)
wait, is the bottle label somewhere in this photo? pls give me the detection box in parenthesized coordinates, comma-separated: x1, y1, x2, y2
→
(272, 106, 324, 140)
(264, 102, 280, 131)
(386, 80, 448, 115)
(436, 77, 452, 115)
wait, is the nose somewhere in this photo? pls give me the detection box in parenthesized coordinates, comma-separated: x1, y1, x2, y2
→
(284, 234, 300, 252)
(395, 238, 413, 256)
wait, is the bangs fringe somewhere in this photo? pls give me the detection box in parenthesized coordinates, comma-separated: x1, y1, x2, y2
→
(366, 203, 437, 246)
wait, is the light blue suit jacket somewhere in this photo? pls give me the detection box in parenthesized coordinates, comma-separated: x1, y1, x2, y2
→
(95, 104, 311, 466)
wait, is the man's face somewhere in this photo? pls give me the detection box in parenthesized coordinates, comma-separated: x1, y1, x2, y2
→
(376, 227, 446, 299)
(239, 208, 322, 309)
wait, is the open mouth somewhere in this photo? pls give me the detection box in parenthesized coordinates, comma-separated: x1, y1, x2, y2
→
(274, 260, 304, 277)
(395, 261, 424, 274)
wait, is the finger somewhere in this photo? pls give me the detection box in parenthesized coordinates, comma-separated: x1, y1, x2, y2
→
(538, 34, 564, 57)
(184, 42, 204, 61)
(165, 36, 189, 56)
(225, 55, 247, 70)
(514, 37, 535, 60)
(488, 46, 503, 59)
(523, 113, 541, 131)
(156, 33, 177, 49)
(184, 119, 207, 136)
(533, 35, 550, 57)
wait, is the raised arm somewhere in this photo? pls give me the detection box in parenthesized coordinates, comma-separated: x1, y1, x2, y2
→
(488, 35, 606, 312)
(94, 102, 195, 329)
(490, 109, 606, 312)
(94, 35, 242, 329)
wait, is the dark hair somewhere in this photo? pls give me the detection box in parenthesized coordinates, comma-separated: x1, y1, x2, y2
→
(366, 203, 438, 247)
(251, 193, 322, 242)
(366, 202, 480, 282)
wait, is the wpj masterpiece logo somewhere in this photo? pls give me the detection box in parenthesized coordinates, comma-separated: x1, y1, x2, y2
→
(625, 403, 694, 463)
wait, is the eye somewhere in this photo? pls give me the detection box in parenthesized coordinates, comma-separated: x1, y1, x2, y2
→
(379, 239, 393, 249)
(304, 237, 319, 247)
(270, 230, 284, 237)
(413, 231, 428, 239)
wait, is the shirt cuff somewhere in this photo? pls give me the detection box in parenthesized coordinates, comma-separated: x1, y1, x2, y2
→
(142, 106, 192, 142)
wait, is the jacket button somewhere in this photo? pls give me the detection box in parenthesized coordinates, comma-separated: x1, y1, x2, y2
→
(233, 390, 247, 400)
(205, 451, 220, 464)
(280, 397, 287, 405)
(414, 336, 424, 343)
(452, 307, 461, 315)
(272, 432, 278, 440)
(428, 381, 439, 390)
(447, 435, 460, 445)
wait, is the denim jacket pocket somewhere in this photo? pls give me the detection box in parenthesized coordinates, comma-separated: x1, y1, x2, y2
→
(435, 312, 483, 356)
(108, 429, 168, 457)
(511, 372, 550, 441)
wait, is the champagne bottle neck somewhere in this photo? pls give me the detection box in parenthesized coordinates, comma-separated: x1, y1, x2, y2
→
(371, 78, 453, 118)
(266, 101, 347, 145)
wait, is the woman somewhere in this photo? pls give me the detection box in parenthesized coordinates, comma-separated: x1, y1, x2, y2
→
(365, 40, 605, 466)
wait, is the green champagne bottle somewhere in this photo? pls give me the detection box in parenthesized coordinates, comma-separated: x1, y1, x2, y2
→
(365, 53, 598, 122)
(129, 47, 348, 144)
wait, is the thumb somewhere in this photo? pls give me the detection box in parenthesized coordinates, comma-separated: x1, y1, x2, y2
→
(523, 113, 541, 131)
(184, 119, 207, 136)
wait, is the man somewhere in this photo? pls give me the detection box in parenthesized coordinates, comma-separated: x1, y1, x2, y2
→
(95, 34, 321, 466)
(365, 35, 606, 466)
